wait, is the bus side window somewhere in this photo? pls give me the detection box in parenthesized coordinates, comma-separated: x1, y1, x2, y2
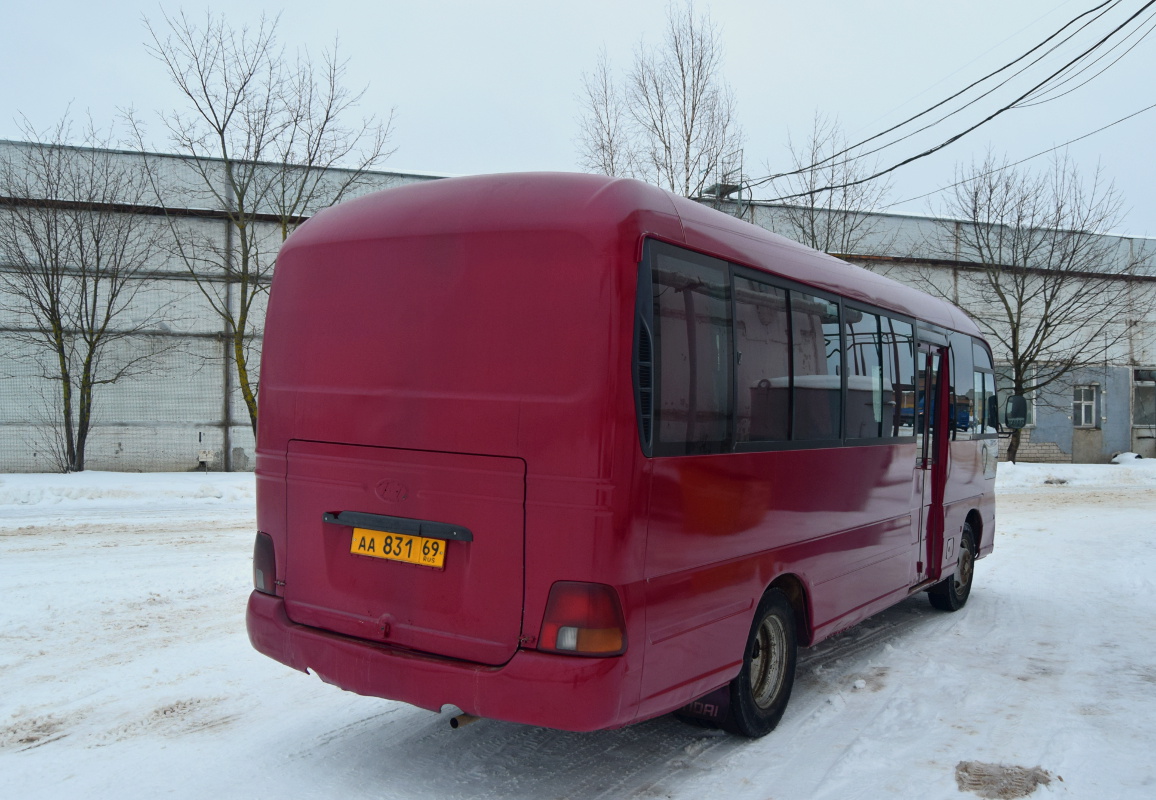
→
(972, 338, 997, 436)
(973, 371, 996, 435)
(846, 308, 884, 439)
(950, 331, 974, 440)
(734, 278, 790, 443)
(973, 339, 993, 371)
(791, 292, 842, 441)
(883, 317, 914, 438)
(650, 243, 733, 455)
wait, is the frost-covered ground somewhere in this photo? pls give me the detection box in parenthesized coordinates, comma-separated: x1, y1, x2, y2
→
(2, 462, 1156, 799)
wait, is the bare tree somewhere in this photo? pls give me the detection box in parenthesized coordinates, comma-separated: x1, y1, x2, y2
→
(135, 10, 395, 434)
(0, 116, 168, 471)
(769, 114, 895, 257)
(576, 49, 634, 179)
(926, 152, 1152, 461)
(576, 1, 743, 198)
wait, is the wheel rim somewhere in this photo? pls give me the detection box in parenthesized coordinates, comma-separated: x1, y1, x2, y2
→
(749, 614, 788, 710)
(954, 540, 974, 597)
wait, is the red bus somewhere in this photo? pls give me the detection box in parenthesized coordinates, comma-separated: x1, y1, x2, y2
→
(247, 173, 1000, 737)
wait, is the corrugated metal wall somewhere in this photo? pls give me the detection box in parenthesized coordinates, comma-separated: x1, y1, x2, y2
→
(5, 143, 1156, 471)
(0, 141, 437, 472)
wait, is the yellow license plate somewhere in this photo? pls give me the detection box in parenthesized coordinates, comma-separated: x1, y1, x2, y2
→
(350, 528, 446, 569)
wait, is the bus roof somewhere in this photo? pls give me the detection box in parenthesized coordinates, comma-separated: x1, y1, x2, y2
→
(290, 172, 981, 338)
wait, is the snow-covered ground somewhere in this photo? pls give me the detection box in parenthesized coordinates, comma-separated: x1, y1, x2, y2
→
(3, 462, 1156, 799)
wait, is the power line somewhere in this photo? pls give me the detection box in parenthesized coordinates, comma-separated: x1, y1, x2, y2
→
(754, 0, 1156, 204)
(793, 2, 1124, 176)
(748, 0, 1125, 190)
(849, 0, 1085, 136)
(880, 100, 1156, 211)
(1017, 8, 1156, 107)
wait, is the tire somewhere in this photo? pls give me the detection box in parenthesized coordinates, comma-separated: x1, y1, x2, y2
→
(722, 588, 797, 738)
(929, 524, 975, 612)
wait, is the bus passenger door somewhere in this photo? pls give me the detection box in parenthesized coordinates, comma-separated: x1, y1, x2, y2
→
(913, 343, 950, 586)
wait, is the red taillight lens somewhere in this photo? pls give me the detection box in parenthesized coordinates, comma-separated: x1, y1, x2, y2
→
(538, 581, 627, 657)
(253, 532, 277, 594)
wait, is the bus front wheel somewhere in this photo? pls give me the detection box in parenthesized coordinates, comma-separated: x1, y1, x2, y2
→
(929, 524, 975, 612)
(723, 588, 797, 737)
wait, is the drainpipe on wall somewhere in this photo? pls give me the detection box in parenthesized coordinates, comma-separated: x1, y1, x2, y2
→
(222, 217, 233, 472)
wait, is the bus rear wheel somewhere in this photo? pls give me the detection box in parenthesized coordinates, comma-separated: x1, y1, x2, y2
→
(722, 588, 797, 738)
(929, 524, 975, 612)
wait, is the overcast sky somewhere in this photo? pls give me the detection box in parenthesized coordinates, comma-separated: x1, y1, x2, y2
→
(4, 1, 1154, 235)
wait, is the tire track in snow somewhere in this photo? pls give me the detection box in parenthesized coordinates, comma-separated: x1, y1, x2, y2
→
(629, 593, 973, 799)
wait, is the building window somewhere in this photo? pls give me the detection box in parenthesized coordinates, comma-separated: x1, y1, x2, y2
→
(1134, 371, 1156, 427)
(1073, 385, 1098, 428)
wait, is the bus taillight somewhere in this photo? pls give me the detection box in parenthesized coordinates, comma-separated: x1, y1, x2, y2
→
(253, 532, 277, 594)
(538, 581, 627, 657)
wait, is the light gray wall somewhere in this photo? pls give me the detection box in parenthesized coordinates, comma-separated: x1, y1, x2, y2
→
(0, 141, 441, 472)
(3, 153, 1154, 470)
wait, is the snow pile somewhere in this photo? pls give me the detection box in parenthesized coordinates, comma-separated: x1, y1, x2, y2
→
(997, 455, 1156, 491)
(3, 459, 1150, 511)
(0, 471, 255, 527)
(0, 471, 254, 508)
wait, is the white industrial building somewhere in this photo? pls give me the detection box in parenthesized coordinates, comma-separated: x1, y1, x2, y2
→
(0, 140, 434, 472)
(2, 140, 1154, 471)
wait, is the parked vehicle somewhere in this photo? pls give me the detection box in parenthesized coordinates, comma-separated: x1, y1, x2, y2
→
(246, 173, 1000, 737)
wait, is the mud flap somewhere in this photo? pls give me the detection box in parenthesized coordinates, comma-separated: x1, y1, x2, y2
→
(676, 684, 731, 725)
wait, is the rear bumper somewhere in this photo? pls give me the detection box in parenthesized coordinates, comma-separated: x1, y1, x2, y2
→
(246, 591, 635, 732)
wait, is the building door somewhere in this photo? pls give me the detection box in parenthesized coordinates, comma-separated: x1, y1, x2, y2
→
(1132, 374, 1156, 458)
(1071, 384, 1104, 463)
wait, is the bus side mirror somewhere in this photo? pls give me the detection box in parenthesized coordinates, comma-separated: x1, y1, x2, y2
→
(1004, 395, 1027, 430)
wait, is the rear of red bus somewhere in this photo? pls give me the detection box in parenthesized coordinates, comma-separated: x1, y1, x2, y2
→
(246, 173, 678, 731)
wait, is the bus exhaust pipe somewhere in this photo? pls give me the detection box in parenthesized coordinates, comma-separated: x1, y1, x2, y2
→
(450, 713, 480, 729)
